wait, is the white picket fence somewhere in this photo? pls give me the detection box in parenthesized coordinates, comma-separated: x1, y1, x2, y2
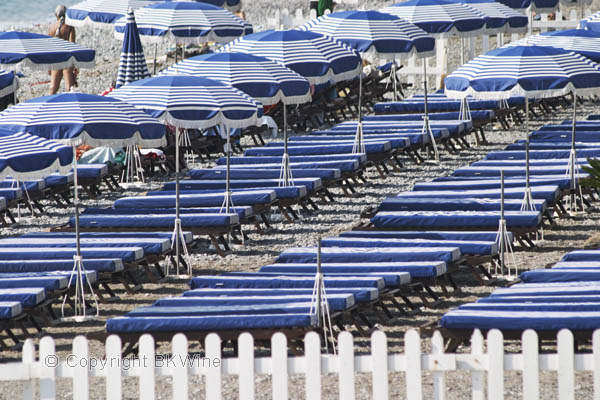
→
(3, 328, 600, 399)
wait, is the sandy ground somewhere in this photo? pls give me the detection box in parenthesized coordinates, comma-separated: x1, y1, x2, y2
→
(2, 2, 600, 398)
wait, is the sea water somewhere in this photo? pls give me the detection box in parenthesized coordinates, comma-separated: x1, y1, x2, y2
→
(0, 0, 80, 28)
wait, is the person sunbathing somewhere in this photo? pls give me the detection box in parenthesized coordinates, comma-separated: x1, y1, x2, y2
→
(48, 5, 77, 94)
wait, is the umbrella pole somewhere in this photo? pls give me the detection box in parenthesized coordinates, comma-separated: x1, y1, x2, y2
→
(225, 125, 231, 214)
(422, 59, 438, 161)
(392, 58, 397, 102)
(522, 97, 534, 211)
(153, 44, 157, 75)
(280, 103, 293, 186)
(570, 92, 578, 211)
(315, 238, 322, 329)
(353, 73, 364, 154)
(175, 128, 181, 275)
(500, 169, 505, 275)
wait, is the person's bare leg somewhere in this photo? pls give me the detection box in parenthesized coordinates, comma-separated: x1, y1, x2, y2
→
(48, 70, 63, 95)
(63, 68, 74, 92)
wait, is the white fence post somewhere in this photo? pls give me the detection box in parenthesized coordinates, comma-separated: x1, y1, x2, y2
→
(171, 333, 189, 399)
(338, 331, 355, 399)
(22, 339, 35, 400)
(371, 330, 388, 400)
(105, 335, 122, 400)
(304, 332, 321, 400)
(405, 329, 423, 400)
(522, 330, 539, 400)
(205, 333, 222, 399)
(487, 330, 504, 400)
(594, 330, 600, 400)
(557, 329, 575, 400)
(139, 334, 155, 400)
(471, 329, 485, 400)
(72, 336, 90, 400)
(431, 331, 447, 400)
(272, 332, 288, 399)
(39, 336, 56, 400)
(238, 332, 255, 400)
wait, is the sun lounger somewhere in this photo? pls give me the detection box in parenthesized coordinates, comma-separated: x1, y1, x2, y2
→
(0, 247, 144, 263)
(561, 250, 600, 262)
(520, 269, 600, 283)
(472, 158, 589, 167)
(275, 246, 462, 264)
(259, 262, 446, 279)
(154, 294, 355, 311)
(218, 159, 360, 173)
(505, 142, 600, 151)
(217, 154, 367, 165)
(181, 287, 380, 302)
(340, 230, 512, 242)
(71, 213, 238, 230)
(333, 119, 471, 136)
(151, 187, 305, 201)
(0, 288, 45, 308)
(0, 237, 168, 256)
(163, 178, 323, 192)
(395, 186, 561, 204)
(125, 302, 341, 317)
(189, 167, 342, 181)
(372, 197, 546, 212)
(370, 211, 541, 229)
(114, 190, 276, 209)
(451, 165, 585, 177)
(265, 137, 411, 150)
(0, 259, 123, 274)
(374, 98, 501, 113)
(0, 272, 91, 290)
(244, 141, 392, 156)
(530, 130, 600, 142)
(428, 176, 572, 191)
(484, 148, 600, 160)
(226, 271, 411, 288)
(190, 274, 387, 290)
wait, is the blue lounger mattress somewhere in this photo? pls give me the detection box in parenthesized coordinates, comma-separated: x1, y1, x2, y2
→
(226, 271, 411, 287)
(334, 120, 470, 135)
(22, 231, 194, 245)
(530, 131, 600, 141)
(364, 110, 494, 122)
(520, 269, 600, 283)
(275, 246, 461, 264)
(484, 149, 600, 160)
(0, 237, 169, 255)
(0, 288, 45, 307)
(424, 176, 572, 191)
(190, 168, 341, 180)
(452, 165, 585, 177)
(126, 303, 334, 317)
(75, 164, 108, 178)
(396, 186, 560, 203)
(0, 302, 22, 319)
(190, 275, 386, 290)
(0, 179, 45, 191)
(0, 247, 144, 262)
(73, 213, 239, 229)
(181, 287, 379, 302)
(490, 282, 600, 297)
(244, 142, 391, 156)
(154, 294, 355, 311)
(84, 206, 252, 220)
(217, 154, 367, 165)
(562, 251, 600, 262)
(0, 272, 97, 290)
(313, 127, 448, 142)
(219, 160, 359, 173)
(374, 98, 501, 113)
(472, 158, 589, 167)
(0, 188, 23, 201)
(376, 197, 546, 212)
(440, 309, 600, 330)
(259, 261, 447, 278)
(107, 313, 316, 333)
(163, 178, 322, 192)
(371, 211, 541, 229)
(0, 259, 124, 273)
(478, 295, 600, 303)
(45, 173, 73, 186)
(553, 261, 600, 269)
(339, 230, 513, 243)
(114, 190, 276, 208)
(459, 302, 600, 312)
(320, 236, 497, 256)
(274, 137, 411, 149)
(153, 187, 307, 200)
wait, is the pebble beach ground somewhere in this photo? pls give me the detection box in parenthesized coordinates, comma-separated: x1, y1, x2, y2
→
(2, 2, 600, 398)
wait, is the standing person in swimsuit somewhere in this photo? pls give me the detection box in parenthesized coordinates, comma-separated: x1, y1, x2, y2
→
(48, 5, 77, 94)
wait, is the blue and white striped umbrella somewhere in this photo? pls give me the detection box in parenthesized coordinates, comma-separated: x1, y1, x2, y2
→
(511, 29, 600, 63)
(381, 0, 486, 38)
(171, 0, 242, 12)
(0, 129, 73, 180)
(444, 45, 600, 99)
(0, 92, 166, 147)
(66, 0, 162, 27)
(161, 52, 311, 105)
(494, 0, 559, 13)
(114, 2, 245, 45)
(580, 11, 600, 33)
(0, 31, 95, 71)
(447, 0, 528, 34)
(300, 10, 435, 59)
(116, 9, 150, 89)
(0, 70, 18, 98)
(220, 29, 362, 85)
(107, 75, 263, 129)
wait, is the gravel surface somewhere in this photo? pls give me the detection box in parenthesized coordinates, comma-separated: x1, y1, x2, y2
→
(2, 3, 600, 398)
